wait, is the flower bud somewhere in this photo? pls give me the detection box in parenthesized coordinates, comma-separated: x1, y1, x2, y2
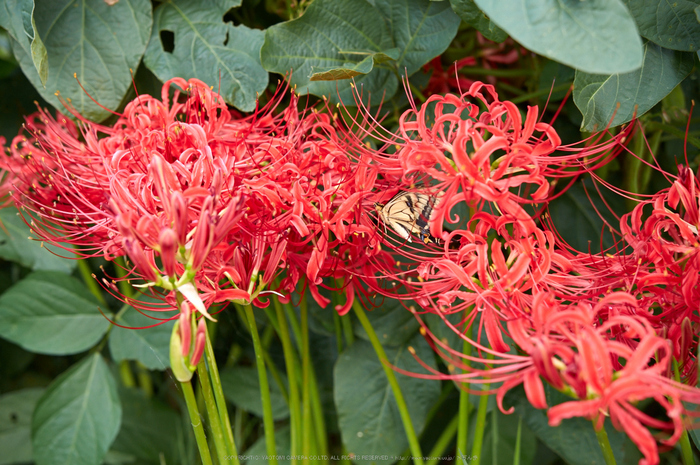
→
(179, 301, 192, 357)
(159, 227, 178, 277)
(190, 319, 207, 367)
(170, 320, 194, 382)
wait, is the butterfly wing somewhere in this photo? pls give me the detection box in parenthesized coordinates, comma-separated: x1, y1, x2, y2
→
(376, 191, 442, 244)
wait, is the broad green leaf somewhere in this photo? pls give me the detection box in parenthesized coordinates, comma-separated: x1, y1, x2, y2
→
(261, 0, 396, 103)
(354, 298, 420, 346)
(574, 42, 694, 131)
(32, 354, 122, 465)
(0, 271, 110, 355)
(0, 0, 48, 85)
(370, 0, 461, 76)
(109, 299, 176, 371)
(474, 0, 643, 74)
(0, 388, 44, 465)
(624, 0, 700, 52)
(449, 0, 507, 42)
(244, 425, 291, 465)
(221, 366, 290, 420)
(504, 385, 642, 465)
(110, 388, 188, 465)
(0, 207, 75, 273)
(11, 0, 152, 122)
(144, 0, 267, 112)
(334, 333, 440, 464)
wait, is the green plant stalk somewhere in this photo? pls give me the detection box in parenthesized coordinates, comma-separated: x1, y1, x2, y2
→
(273, 298, 302, 464)
(283, 300, 327, 461)
(119, 360, 136, 388)
(352, 300, 425, 465)
(425, 414, 459, 465)
(300, 295, 313, 465)
(673, 359, 694, 465)
(513, 416, 522, 465)
(491, 405, 498, 465)
(307, 358, 328, 461)
(197, 358, 229, 464)
(77, 259, 107, 306)
(341, 312, 355, 346)
(458, 67, 535, 77)
(470, 387, 490, 465)
(204, 327, 239, 462)
(113, 255, 134, 298)
(244, 304, 278, 464)
(456, 335, 473, 457)
(135, 362, 153, 398)
(181, 380, 214, 465)
(594, 420, 617, 465)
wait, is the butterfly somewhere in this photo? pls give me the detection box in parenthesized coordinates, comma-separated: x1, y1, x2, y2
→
(374, 191, 443, 244)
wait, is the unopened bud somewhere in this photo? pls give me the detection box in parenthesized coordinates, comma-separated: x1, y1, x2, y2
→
(179, 302, 192, 357)
(159, 228, 178, 277)
(123, 237, 159, 282)
(190, 319, 207, 367)
(170, 320, 194, 382)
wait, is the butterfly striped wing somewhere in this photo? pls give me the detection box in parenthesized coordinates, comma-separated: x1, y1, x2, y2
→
(375, 191, 442, 244)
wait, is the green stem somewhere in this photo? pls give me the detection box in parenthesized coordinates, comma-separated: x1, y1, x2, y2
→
(77, 259, 107, 306)
(456, 335, 473, 457)
(113, 256, 134, 298)
(594, 420, 617, 465)
(135, 362, 153, 397)
(244, 304, 278, 465)
(181, 380, 214, 465)
(283, 300, 326, 461)
(341, 312, 354, 347)
(352, 301, 424, 465)
(513, 417, 522, 465)
(204, 326, 240, 463)
(119, 360, 136, 388)
(300, 296, 313, 465)
(673, 359, 694, 465)
(425, 414, 459, 465)
(197, 358, 229, 464)
(273, 298, 302, 465)
(470, 387, 490, 465)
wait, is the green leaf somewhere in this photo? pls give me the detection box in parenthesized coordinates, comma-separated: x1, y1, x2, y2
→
(309, 56, 376, 81)
(261, 0, 395, 103)
(0, 388, 44, 465)
(0, 0, 48, 85)
(449, 0, 507, 42)
(547, 181, 622, 254)
(109, 299, 176, 371)
(110, 388, 189, 465)
(0, 271, 110, 355)
(334, 333, 440, 464)
(370, 0, 461, 76)
(0, 207, 76, 273)
(574, 41, 695, 131)
(221, 366, 290, 420)
(624, 0, 700, 52)
(504, 385, 642, 465)
(32, 354, 122, 465)
(10, 0, 152, 122)
(354, 298, 420, 346)
(473, 0, 643, 74)
(144, 0, 267, 112)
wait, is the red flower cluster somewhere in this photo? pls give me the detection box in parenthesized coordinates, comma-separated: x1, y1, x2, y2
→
(2, 75, 699, 464)
(0, 78, 385, 319)
(351, 83, 700, 464)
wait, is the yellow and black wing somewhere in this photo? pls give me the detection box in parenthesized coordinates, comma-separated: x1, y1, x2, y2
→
(375, 191, 443, 244)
